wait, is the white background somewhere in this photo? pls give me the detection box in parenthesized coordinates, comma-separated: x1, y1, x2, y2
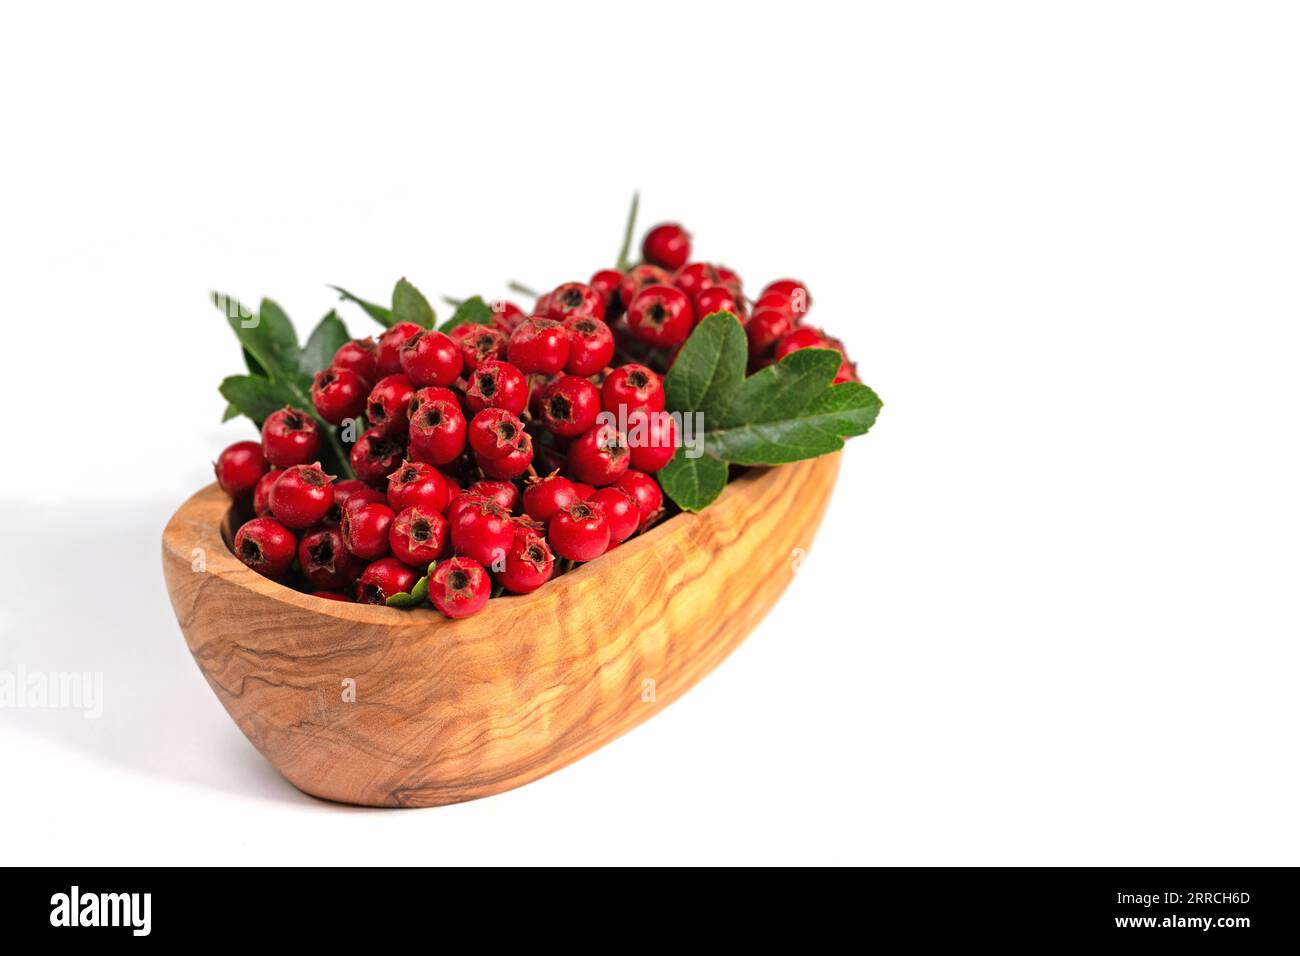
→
(1, 1, 1297, 865)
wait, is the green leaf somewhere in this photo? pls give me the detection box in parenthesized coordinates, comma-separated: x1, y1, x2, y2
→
(300, 310, 350, 376)
(218, 374, 299, 424)
(657, 452, 729, 513)
(211, 292, 302, 383)
(392, 278, 436, 329)
(330, 285, 394, 328)
(221, 402, 241, 423)
(385, 574, 429, 608)
(438, 295, 492, 333)
(665, 310, 747, 413)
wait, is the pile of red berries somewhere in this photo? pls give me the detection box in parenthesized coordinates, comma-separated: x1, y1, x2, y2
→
(212, 221, 856, 617)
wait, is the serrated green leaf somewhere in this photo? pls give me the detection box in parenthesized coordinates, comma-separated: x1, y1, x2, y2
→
(385, 574, 429, 608)
(665, 310, 747, 413)
(438, 295, 493, 333)
(221, 402, 240, 423)
(300, 310, 350, 376)
(211, 292, 302, 384)
(219, 374, 299, 424)
(656, 451, 728, 512)
(392, 278, 436, 329)
(330, 285, 394, 328)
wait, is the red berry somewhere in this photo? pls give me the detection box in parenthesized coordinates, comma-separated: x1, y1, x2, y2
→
(464, 358, 529, 416)
(233, 517, 297, 578)
(693, 286, 747, 326)
(589, 269, 623, 310)
(261, 407, 321, 468)
(548, 501, 610, 562)
(468, 408, 528, 461)
(746, 307, 794, 359)
(356, 557, 418, 604)
(214, 440, 268, 498)
(387, 460, 451, 513)
(449, 497, 514, 568)
(341, 500, 395, 559)
(446, 491, 488, 526)
(376, 322, 422, 377)
(507, 316, 570, 375)
(601, 364, 665, 415)
(332, 337, 378, 384)
(457, 326, 507, 371)
(366, 374, 415, 436)
(522, 474, 579, 522)
(498, 528, 554, 594)
(350, 427, 406, 486)
(673, 262, 740, 300)
(311, 366, 369, 425)
(773, 326, 831, 360)
(539, 375, 600, 439)
(389, 506, 449, 567)
(253, 468, 281, 517)
(298, 526, 365, 590)
(619, 264, 671, 309)
(573, 482, 595, 500)
(567, 423, 630, 486)
(589, 486, 640, 544)
(642, 223, 692, 271)
(615, 469, 664, 530)
(627, 284, 694, 347)
(545, 281, 605, 321)
(428, 556, 491, 618)
(400, 329, 464, 387)
(312, 590, 352, 602)
(478, 435, 533, 480)
(752, 290, 802, 326)
(408, 385, 460, 413)
(327, 478, 383, 524)
(469, 479, 518, 513)
(269, 463, 335, 529)
(625, 409, 677, 472)
(562, 315, 615, 376)
(759, 279, 811, 320)
(491, 300, 527, 336)
(407, 396, 467, 466)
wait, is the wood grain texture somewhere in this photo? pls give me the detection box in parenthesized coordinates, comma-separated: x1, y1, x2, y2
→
(161, 454, 841, 807)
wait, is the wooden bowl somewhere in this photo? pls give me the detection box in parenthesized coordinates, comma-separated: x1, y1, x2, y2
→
(161, 453, 841, 807)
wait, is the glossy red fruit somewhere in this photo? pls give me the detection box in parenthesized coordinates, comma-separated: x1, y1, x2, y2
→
(589, 270, 623, 310)
(327, 478, 383, 524)
(464, 359, 529, 416)
(562, 315, 615, 376)
(269, 463, 335, 529)
(548, 501, 610, 562)
(341, 500, 396, 560)
(261, 407, 321, 468)
(615, 469, 664, 530)
(446, 491, 489, 526)
(507, 316, 570, 375)
(619, 264, 671, 310)
(457, 325, 507, 371)
(478, 435, 533, 480)
(214, 440, 268, 498)
(253, 468, 281, 517)
(332, 337, 378, 384)
(673, 262, 740, 300)
(449, 497, 514, 568)
(573, 482, 595, 500)
(752, 291, 802, 327)
(693, 286, 747, 326)
(545, 282, 605, 321)
(627, 284, 694, 347)
(389, 506, 449, 567)
(491, 300, 527, 336)
(350, 427, 406, 486)
(468, 408, 528, 461)
(469, 479, 518, 513)
(642, 223, 691, 271)
(539, 375, 601, 439)
(298, 526, 365, 590)
(407, 396, 466, 466)
(746, 307, 794, 359)
(356, 557, 418, 604)
(714, 265, 744, 297)
(387, 460, 451, 513)
(758, 279, 812, 320)
(428, 557, 491, 618)
(366, 374, 415, 436)
(625, 409, 677, 472)
(589, 486, 640, 544)
(498, 528, 554, 594)
(407, 385, 460, 414)
(233, 517, 297, 578)
(311, 367, 369, 425)
(774, 326, 831, 360)
(400, 329, 464, 387)
(376, 322, 422, 377)
(567, 423, 630, 486)
(522, 474, 579, 523)
(600, 364, 665, 415)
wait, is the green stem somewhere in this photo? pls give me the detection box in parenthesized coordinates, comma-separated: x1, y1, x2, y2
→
(615, 191, 640, 271)
(443, 295, 464, 308)
(508, 280, 539, 299)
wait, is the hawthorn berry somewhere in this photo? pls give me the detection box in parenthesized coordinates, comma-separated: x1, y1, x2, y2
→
(539, 375, 601, 439)
(387, 460, 451, 513)
(758, 279, 812, 320)
(498, 528, 554, 594)
(619, 264, 671, 308)
(468, 407, 528, 462)
(507, 316, 570, 375)
(642, 223, 692, 271)
(269, 463, 335, 529)
(627, 284, 694, 347)
(253, 468, 281, 517)
(601, 364, 665, 415)
(350, 427, 406, 486)
(457, 325, 507, 371)
(261, 407, 321, 468)
(589, 270, 623, 310)
(376, 321, 422, 377)
(214, 440, 268, 498)
(615, 469, 664, 531)
(491, 300, 527, 336)
(389, 506, 449, 567)
(693, 286, 747, 325)
(233, 517, 297, 578)
(298, 526, 365, 590)
(548, 501, 610, 562)
(589, 486, 640, 544)
(673, 262, 740, 300)
(332, 336, 378, 384)
(573, 482, 595, 500)
(479, 432, 533, 480)
(328, 478, 384, 524)
(356, 557, 419, 605)
(407, 396, 467, 466)
(562, 315, 615, 376)
(567, 423, 630, 486)
(746, 306, 794, 360)
(545, 281, 605, 321)
(366, 374, 415, 436)
(469, 479, 519, 513)
(341, 499, 396, 560)
(464, 358, 529, 416)
(428, 556, 491, 618)
(625, 409, 677, 472)
(522, 474, 579, 522)
(449, 497, 514, 568)
(400, 329, 464, 387)
(311, 367, 369, 425)
(774, 327, 831, 360)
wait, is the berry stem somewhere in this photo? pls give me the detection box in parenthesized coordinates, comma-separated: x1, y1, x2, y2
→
(508, 281, 539, 298)
(615, 191, 640, 271)
(443, 295, 463, 308)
